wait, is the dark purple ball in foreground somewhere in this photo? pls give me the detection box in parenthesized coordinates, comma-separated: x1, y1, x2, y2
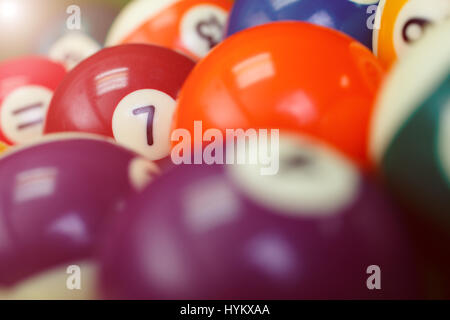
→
(99, 136, 423, 299)
(0, 135, 157, 287)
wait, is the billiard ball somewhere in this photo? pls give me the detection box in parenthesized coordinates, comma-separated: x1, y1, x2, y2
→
(0, 263, 97, 300)
(0, 142, 7, 154)
(0, 0, 125, 64)
(175, 22, 385, 170)
(34, 0, 125, 70)
(99, 134, 422, 299)
(373, 0, 450, 68)
(227, 0, 380, 49)
(105, 0, 232, 61)
(44, 44, 195, 161)
(0, 134, 158, 294)
(370, 20, 450, 229)
(0, 57, 66, 145)
(42, 31, 101, 71)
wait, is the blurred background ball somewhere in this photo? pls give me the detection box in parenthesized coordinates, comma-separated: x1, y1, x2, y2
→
(0, 262, 97, 300)
(0, 0, 130, 66)
(227, 0, 380, 49)
(370, 20, 450, 298)
(0, 56, 66, 145)
(373, 0, 450, 68)
(0, 135, 157, 298)
(0, 142, 8, 154)
(99, 135, 423, 299)
(370, 20, 450, 230)
(106, 0, 233, 61)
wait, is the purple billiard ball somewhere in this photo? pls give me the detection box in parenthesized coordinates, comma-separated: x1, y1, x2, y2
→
(99, 135, 423, 299)
(0, 134, 158, 288)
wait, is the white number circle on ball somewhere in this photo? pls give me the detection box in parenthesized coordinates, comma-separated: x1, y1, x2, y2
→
(227, 135, 360, 217)
(180, 5, 228, 58)
(49, 32, 101, 70)
(0, 85, 53, 144)
(393, 0, 450, 58)
(112, 89, 176, 160)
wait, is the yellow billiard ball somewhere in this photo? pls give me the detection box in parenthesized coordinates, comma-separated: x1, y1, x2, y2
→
(0, 142, 8, 154)
(373, 0, 450, 68)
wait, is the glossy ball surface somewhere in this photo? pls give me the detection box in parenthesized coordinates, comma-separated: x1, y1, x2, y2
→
(0, 57, 66, 145)
(106, 0, 232, 61)
(0, 0, 129, 62)
(44, 44, 195, 161)
(100, 135, 422, 299)
(0, 142, 7, 154)
(227, 0, 380, 48)
(0, 262, 97, 300)
(0, 135, 157, 287)
(175, 22, 385, 169)
(33, 0, 124, 70)
(373, 0, 450, 68)
(370, 20, 450, 229)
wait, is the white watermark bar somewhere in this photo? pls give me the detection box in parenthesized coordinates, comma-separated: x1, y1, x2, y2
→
(171, 121, 280, 176)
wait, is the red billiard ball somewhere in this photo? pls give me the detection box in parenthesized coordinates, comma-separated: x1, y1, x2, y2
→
(0, 57, 66, 145)
(44, 44, 195, 161)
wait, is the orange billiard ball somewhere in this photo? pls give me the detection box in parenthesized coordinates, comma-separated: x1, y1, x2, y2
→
(174, 22, 385, 170)
(106, 0, 233, 61)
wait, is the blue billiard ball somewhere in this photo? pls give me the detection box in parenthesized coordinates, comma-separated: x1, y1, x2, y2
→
(226, 0, 380, 48)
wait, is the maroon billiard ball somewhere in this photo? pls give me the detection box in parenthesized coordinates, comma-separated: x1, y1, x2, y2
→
(44, 44, 195, 161)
